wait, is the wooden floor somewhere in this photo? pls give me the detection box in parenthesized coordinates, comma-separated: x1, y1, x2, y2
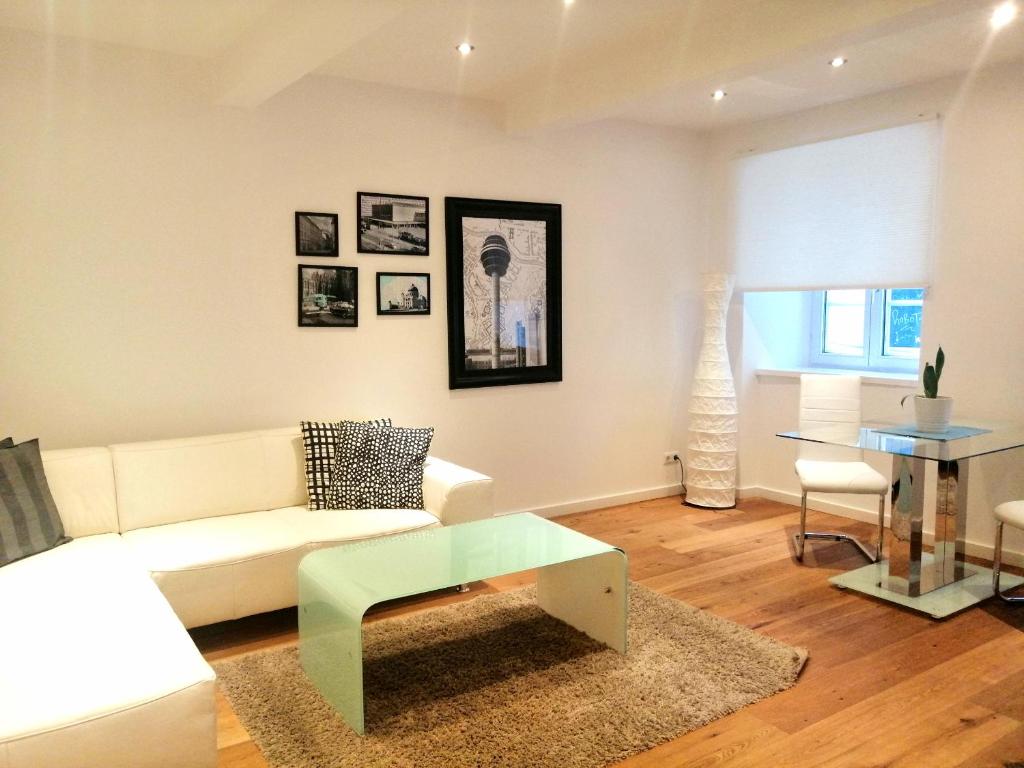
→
(194, 497, 1024, 767)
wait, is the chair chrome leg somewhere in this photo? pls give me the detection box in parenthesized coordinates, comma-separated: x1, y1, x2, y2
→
(793, 491, 878, 564)
(876, 493, 886, 562)
(797, 492, 807, 561)
(993, 522, 1024, 603)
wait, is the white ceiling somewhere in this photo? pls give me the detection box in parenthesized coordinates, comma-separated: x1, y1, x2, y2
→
(1, 0, 1020, 131)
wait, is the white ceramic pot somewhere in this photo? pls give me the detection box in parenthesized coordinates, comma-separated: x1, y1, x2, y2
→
(914, 395, 953, 433)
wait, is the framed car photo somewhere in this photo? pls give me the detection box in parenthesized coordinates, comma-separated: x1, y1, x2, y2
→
(444, 197, 562, 389)
(298, 265, 358, 327)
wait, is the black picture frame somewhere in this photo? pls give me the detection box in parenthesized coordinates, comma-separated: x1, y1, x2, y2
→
(376, 272, 430, 316)
(298, 265, 358, 327)
(444, 197, 562, 389)
(357, 192, 429, 255)
(295, 211, 339, 257)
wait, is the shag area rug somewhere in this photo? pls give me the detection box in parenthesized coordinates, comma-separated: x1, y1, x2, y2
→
(214, 583, 806, 768)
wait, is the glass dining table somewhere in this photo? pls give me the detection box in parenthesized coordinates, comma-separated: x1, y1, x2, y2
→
(777, 423, 1024, 618)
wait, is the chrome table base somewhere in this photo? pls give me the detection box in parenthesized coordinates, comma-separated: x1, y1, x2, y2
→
(831, 556, 1024, 619)
(832, 455, 1018, 617)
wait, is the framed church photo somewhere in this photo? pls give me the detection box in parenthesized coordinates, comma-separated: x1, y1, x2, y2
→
(444, 197, 562, 389)
(377, 272, 430, 315)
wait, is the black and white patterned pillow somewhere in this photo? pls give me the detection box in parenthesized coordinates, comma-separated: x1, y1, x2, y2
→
(301, 419, 390, 510)
(327, 423, 434, 510)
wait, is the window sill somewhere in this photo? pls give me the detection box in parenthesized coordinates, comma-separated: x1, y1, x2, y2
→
(755, 367, 917, 388)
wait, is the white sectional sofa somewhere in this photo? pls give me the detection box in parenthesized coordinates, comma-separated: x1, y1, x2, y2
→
(0, 426, 493, 768)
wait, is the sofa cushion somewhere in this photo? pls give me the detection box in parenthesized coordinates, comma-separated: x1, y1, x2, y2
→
(120, 506, 441, 628)
(41, 446, 120, 538)
(0, 439, 71, 567)
(120, 510, 308, 628)
(272, 505, 440, 548)
(120, 509, 307, 572)
(112, 429, 307, 532)
(301, 419, 390, 510)
(328, 423, 434, 510)
(0, 534, 216, 766)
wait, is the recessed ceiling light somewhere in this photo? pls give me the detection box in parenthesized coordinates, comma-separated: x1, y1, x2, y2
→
(711, 89, 727, 101)
(830, 56, 847, 68)
(991, 1, 1019, 29)
(564, 0, 575, 5)
(456, 42, 475, 56)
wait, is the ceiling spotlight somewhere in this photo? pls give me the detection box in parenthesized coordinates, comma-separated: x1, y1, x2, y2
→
(991, 1, 1019, 29)
(456, 42, 475, 56)
(711, 89, 727, 101)
(830, 56, 847, 68)
(564, 0, 575, 5)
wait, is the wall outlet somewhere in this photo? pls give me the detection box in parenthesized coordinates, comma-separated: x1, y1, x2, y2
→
(664, 451, 680, 464)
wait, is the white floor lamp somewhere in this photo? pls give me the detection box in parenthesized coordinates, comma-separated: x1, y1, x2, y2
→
(684, 273, 737, 509)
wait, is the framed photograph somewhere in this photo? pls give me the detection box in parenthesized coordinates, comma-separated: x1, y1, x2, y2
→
(298, 265, 358, 327)
(444, 197, 562, 389)
(295, 211, 339, 257)
(357, 192, 428, 255)
(377, 272, 430, 315)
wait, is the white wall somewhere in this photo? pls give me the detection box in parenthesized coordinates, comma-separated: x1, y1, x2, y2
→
(709, 60, 1024, 560)
(0, 29, 708, 516)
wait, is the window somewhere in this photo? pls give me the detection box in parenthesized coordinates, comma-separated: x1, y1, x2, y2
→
(809, 288, 923, 373)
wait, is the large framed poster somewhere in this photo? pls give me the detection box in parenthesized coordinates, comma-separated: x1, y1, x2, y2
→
(444, 197, 562, 389)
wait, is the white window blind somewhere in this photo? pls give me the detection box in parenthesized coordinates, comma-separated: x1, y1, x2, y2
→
(731, 120, 940, 292)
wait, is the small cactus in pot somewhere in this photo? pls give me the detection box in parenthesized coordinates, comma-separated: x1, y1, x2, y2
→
(902, 346, 952, 432)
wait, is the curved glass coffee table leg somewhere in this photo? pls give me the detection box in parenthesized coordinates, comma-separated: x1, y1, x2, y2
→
(299, 576, 368, 735)
(536, 549, 628, 654)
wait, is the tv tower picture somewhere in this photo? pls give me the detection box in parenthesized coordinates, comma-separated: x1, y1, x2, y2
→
(480, 233, 511, 369)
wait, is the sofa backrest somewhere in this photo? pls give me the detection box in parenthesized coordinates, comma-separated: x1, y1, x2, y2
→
(40, 447, 120, 537)
(111, 427, 307, 532)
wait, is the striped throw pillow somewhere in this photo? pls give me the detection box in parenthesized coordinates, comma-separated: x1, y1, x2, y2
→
(301, 419, 390, 510)
(0, 439, 71, 567)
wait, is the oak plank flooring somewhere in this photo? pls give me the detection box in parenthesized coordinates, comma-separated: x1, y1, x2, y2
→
(193, 496, 1024, 767)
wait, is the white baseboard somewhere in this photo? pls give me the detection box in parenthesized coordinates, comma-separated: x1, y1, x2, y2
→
(500, 483, 682, 520)
(739, 484, 1024, 568)
(497, 482, 1024, 570)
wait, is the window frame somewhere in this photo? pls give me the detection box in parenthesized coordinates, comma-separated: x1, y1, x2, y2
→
(809, 288, 921, 374)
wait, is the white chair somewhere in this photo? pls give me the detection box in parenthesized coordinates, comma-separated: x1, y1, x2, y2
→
(794, 374, 888, 562)
(993, 501, 1024, 603)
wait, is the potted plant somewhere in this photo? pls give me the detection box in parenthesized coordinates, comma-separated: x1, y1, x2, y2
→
(902, 346, 952, 433)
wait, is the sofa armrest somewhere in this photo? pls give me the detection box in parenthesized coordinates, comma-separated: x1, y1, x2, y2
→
(422, 457, 494, 526)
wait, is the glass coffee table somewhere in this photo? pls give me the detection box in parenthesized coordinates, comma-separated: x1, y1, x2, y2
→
(298, 513, 628, 734)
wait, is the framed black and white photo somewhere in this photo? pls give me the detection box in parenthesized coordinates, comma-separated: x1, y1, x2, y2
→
(295, 211, 339, 257)
(357, 192, 428, 255)
(444, 197, 562, 389)
(377, 272, 430, 315)
(298, 265, 358, 327)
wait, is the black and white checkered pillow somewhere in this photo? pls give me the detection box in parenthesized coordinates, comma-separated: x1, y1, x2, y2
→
(301, 419, 390, 510)
(327, 422, 434, 510)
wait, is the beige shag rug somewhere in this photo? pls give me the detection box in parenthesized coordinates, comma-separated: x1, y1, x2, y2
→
(214, 583, 806, 768)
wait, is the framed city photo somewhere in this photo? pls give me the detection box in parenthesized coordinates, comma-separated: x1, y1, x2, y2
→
(295, 211, 339, 257)
(298, 265, 358, 327)
(444, 197, 562, 389)
(377, 272, 430, 315)
(357, 192, 428, 255)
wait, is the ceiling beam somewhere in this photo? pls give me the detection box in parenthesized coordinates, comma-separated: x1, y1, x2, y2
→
(213, 0, 403, 108)
(499, 0, 985, 134)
